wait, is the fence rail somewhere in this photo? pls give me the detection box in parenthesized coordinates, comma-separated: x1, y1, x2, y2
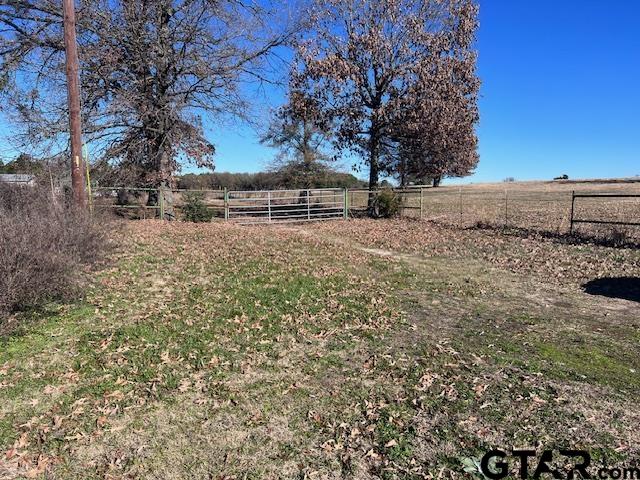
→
(91, 184, 640, 239)
(226, 188, 347, 224)
(570, 192, 640, 233)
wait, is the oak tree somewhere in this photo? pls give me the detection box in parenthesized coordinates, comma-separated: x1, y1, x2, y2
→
(291, 0, 479, 196)
(0, 0, 293, 217)
(391, 2, 480, 187)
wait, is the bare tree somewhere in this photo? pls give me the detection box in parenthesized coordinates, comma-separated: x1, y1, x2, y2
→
(291, 0, 479, 199)
(261, 91, 334, 188)
(0, 0, 295, 217)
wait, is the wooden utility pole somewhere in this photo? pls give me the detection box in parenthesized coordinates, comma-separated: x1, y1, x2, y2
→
(62, 0, 86, 207)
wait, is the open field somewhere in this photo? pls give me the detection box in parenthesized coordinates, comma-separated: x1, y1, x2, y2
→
(351, 179, 640, 239)
(1, 219, 639, 478)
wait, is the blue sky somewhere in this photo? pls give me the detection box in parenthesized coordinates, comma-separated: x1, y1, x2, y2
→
(206, 0, 640, 183)
(471, 0, 640, 183)
(1, 1, 639, 184)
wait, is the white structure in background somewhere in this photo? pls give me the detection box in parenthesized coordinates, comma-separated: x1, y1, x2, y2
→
(0, 174, 36, 186)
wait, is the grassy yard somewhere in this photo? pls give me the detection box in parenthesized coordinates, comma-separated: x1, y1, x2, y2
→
(1, 220, 639, 479)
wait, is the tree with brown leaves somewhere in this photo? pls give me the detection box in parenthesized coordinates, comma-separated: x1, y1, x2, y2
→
(390, 3, 480, 187)
(291, 0, 479, 197)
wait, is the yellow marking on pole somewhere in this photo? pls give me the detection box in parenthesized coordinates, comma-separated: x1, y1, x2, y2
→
(84, 150, 93, 214)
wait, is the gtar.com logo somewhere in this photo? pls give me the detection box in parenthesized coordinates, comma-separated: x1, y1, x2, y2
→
(480, 449, 640, 479)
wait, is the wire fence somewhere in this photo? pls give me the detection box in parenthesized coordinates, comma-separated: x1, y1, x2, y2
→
(92, 182, 640, 240)
(92, 187, 226, 219)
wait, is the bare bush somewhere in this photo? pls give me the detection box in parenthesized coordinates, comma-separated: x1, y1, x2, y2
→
(0, 185, 109, 322)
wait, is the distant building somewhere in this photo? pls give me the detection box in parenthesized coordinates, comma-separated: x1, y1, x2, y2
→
(0, 174, 37, 186)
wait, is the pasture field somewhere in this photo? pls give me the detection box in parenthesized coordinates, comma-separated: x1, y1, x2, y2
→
(352, 179, 640, 239)
(1, 219, 639, 479)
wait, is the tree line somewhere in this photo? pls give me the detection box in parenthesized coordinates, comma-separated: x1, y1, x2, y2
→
(177, 171, 367, 191)
(0, 0, 479, 216)
(0, 151, 367, 191)
(0, 155, 43, 175)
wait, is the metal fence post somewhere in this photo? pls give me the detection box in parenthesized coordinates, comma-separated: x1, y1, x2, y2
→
(504, 189, 508, 227)
(224, 187, 229, 221)
(268, 190, 272, 223)
(307, 189, 311, 220)
(343, 188, 348, 219)
(569, 190, 575, 234)
(459, 187, 463, 226)
(158, 187, 165, 220)
(420, 187, 424, 219)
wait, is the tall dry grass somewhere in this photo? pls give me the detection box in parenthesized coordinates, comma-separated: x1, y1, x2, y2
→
(0, 184, 110, 323)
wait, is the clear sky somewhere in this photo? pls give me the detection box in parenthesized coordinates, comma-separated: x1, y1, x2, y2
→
(470, 0, 640, 183)
(198, 1, 640, 183)
(1, 1, 639, 184)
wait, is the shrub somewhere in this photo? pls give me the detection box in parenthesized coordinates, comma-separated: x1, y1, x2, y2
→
(607, 227, 632, 248)
(182, 191, 213, 222)
(0, 184, 108, 323)
(371, 189, 402, 218)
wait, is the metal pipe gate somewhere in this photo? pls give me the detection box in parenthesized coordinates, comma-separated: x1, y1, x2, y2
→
(226, 188, 348, 225)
